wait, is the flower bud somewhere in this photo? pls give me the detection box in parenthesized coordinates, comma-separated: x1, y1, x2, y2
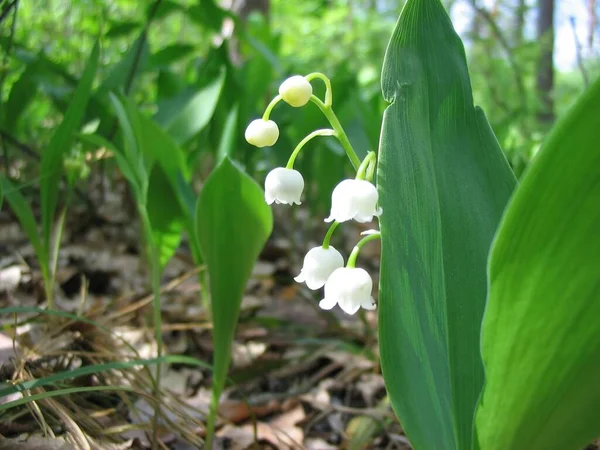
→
(279, 76, 313, 107)
(324, 179, 382, 223)
(319, 267, 376, 315)
(264, 167, 304, 205)
(245, 119, 279, 147)
(294, 246, 344, 290)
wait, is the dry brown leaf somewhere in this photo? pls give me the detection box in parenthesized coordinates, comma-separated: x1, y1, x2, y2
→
(217, 405, 305, 450)
(266, 404, 305, 447)
(0, 437, 76, 450)
(218, 399, 281, 424)
(215, 424, 255, 449)
(0, 265, 23, 292)
(304, 438, 338, 450)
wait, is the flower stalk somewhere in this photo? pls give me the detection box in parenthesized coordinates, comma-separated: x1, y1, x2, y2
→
(347, 231, 381, 268)
(322, 221, 339, 249)
(286, 129, 335, 169)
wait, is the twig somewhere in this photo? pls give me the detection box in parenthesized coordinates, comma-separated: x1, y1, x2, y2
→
(123, 0, 163, 95)
(569, 16, 590, 88)
(0, 0, 16, 24)
(468, 0, 528, 117)
(0, 128, 38, 160)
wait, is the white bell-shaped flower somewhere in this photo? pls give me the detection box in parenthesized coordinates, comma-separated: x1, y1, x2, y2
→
(319, 267, 376, 315)
(245, 119, 279, 147)
(279, 76, 313, 107)
(264, 167, 304, 205)
(325, 179, 382, 223)
(294, 246, 344, 290)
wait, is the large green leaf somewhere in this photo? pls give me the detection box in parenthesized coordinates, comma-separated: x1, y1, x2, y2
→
(0, 178, 45, 270)
(40, 41, 99, 248)
(195, 157, 272, 443)
(215, 103, 239, 162)
(376, 1, 516, 449)
(147, 44, 196, 70)
(4, 62, 39, 132)
(155, 70, 225, 145)
(474, 78, 600, 450)
(109, 95, 192, 269)
(147, 165, 184, 269)
(121, 96, 189, 182)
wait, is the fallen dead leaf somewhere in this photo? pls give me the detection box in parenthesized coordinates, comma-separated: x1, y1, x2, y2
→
(0, 265, 23, 292)
(218, 398, 281, 424)
(304, 437, 338, 450)
(217, 404, 305, 450)
(0, 436, 76, 450)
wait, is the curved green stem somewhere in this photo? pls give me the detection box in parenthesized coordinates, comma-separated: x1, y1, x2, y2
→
(309, 95, 361, 170)
(138, 209, 164, 449)
(47, 188, 74, 310)
(347, 231, 381, 268)
(263, 95, 282, 120)
(322, 221, 339, 249)
(356, 151, 377, 181)
(305, 72, 333, 107)
(286, 128, 335, 169)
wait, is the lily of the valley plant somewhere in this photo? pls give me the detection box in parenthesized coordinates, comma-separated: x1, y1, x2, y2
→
(245, 73, 381, 315)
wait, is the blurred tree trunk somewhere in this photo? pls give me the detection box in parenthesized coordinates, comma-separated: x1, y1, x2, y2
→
(513, 0, 527, 45)
(588, 0, 596, 47)
(535, 0, 555, 125)
(471, 7, 484, 39)
(220, 0, 270, 65)
(237, 0, 270, 20)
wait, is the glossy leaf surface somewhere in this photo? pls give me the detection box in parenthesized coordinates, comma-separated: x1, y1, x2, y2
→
(376, 0, 516, 448)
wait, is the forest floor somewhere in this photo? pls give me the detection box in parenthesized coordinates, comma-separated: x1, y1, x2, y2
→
(0, 175, 408, 450)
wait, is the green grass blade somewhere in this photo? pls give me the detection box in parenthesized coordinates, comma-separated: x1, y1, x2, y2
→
(216, 103, 239, 162)
(0, 355, 211, 400)
(109, 93, 148, 199)
(195, 157, 273, 445)
(474, 77, 600, 450)
(0, 306, 112, 333)
(0, 386, 135, 412)
(40, 41, 99, 248)
(0, 178, 47, 274)
(377, 1, 516, 448)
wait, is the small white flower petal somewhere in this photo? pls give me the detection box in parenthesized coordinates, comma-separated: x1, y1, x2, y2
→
(361, 296, 377, 310)
(295, 246, 344, 290)
(264, 168, 304, 206)
(306, 277, 325, 290)
(245, 119, 279, 147)
(360, 229, 380, 236)
(326, 179, 381, 223)
(279, 76, 313, 107)
(321, 267, 374, 315)
(354, 213, 375, 223)
(338, 299, 361, 315)
(319, 297, 337, 310)
(265, 190, 276, 205)
(293, 272, 306, 283)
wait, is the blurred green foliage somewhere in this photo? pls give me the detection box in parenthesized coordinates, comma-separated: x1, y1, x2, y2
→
(0, 0, 597, 204)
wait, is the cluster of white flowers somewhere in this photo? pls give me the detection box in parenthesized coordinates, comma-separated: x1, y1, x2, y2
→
(245, 74, 382, 315)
